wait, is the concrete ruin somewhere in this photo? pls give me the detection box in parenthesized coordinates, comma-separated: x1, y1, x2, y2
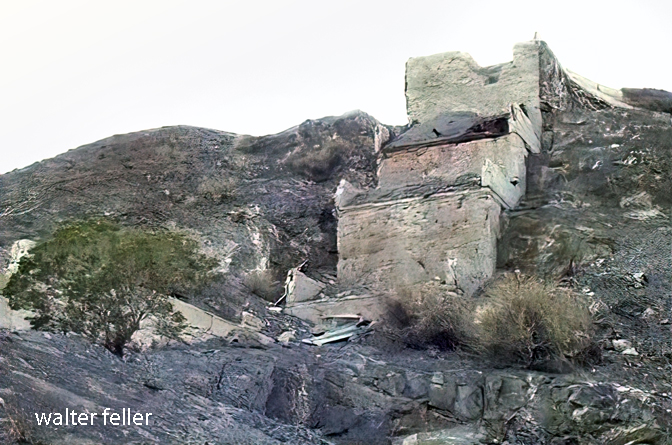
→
(286, 41, 545, 323)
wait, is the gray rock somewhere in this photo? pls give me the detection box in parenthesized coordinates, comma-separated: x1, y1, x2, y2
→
(621, 87, 672, 114)
(612, 339, 632, 352)
(402, 373, 429, 399)
(454, 383, 484, 421)
(428, 382, 456, 412)
(285, 269, 326, 304)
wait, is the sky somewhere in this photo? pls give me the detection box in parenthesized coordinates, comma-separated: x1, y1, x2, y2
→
(1, 0, 671, 174)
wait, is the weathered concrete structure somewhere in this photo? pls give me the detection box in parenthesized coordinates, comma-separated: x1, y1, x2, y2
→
(337, 189, 501, 297)
(405, 42, 542, 147)
(336, 42, 542, 298)
(287, 41, 545, 323)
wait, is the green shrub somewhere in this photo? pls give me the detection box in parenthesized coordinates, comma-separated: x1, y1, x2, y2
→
(475, 274, 595, 368)
(4, 220, 217, 356)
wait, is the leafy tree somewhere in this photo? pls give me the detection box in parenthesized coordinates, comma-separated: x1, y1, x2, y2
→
(5, 220, 216, 356)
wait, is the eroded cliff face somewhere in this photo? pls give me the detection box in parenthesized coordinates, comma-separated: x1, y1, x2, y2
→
(1, 41, 671, 445)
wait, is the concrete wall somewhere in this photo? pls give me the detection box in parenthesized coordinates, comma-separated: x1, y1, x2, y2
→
(405, 42, 542, 140)
(338, 189, 501, 297)
(378, 133, 528, 209)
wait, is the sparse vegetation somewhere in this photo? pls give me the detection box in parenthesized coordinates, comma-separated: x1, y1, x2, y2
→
(197, 175, 236, 203)
(287, 144, 342, 183)
(382, 275, 598, 369)
(385, 286, 476, 351)
(4, 220, 217, 356)
(474, 273, 596, 368)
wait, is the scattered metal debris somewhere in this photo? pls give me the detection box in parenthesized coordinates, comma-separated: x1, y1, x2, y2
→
(302, 318, 372, 346)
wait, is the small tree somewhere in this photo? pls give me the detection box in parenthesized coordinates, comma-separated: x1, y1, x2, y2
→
(5, 220, 216, 356)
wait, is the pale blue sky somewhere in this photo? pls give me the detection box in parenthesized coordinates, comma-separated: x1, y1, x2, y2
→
(2, 0, 670, 173)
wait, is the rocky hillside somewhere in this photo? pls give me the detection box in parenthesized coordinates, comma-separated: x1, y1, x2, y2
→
(0, 111, 397, 318)
(1, 41, 671, 444)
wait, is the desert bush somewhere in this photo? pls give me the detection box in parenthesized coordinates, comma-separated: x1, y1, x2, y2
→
(244, 269, 281, 302)
(386, 286, 476, 351)
(4, 219, 217, 356)
(475, 273, 595, 368)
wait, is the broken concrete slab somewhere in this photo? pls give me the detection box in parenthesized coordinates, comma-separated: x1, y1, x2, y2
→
(276, 330, 296, 344)
(284, 268, 327, 304)
(302, 320, 371, 346)
(383, 112, 509, 152)
(169, 297, 240, 338)
(240, 310, 265, 330)
(384, 103, 539, 155)
(284, 293, 385, 326)
(1, 291, 272, 349)
(405, 42, 542, 141)
(335, 179, 366, 210)
(509, 103, 541, 153)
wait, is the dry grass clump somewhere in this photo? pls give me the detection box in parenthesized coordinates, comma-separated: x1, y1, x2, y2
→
(244, 269, 281, 302)
(386, 287, 476, 351)
(475, 274, 595, 368)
